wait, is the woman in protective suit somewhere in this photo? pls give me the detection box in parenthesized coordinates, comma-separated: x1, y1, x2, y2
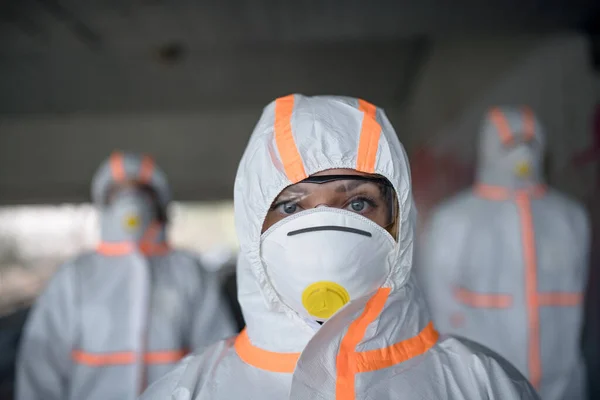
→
(16, 152, 235, 400)
(141, 95, 539, 399)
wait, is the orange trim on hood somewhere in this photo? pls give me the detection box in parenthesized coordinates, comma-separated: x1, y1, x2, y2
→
(489, 108, 514, 146)
(356, 99, 381, 174)
(522, 107, 536, 142)
(138, 155, 155, 184)
(110, 152, 127, 182)
(274, 95, 307, 183)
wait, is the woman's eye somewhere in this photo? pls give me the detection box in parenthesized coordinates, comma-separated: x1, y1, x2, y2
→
(279, 202, 298, 215)
(348, 200, 367, 213)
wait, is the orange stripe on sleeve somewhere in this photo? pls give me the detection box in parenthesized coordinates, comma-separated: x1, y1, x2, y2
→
(234, 328, 300, 373)
(489, 108, 514, 145)
(274, 95, 307, 183)
(72, 350, 135, 366)
(454, 287, 513, 309)
(144, 350, 188, 364)
(356, 99, 382, 174)
(72, 349, 187, 366)
(537, 292, 582, 306)
(110, 152, 126, 182)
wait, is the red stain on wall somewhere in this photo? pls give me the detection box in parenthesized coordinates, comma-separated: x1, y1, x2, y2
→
(410, 146, 474, 234)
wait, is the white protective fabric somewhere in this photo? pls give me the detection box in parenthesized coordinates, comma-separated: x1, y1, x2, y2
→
(417, 107, 590, 399)
(16, 152, 236, 400)
(140, 95, 539, 400)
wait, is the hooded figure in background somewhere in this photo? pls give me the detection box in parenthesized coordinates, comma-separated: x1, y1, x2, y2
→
(140, 95, 538, 400)
(16, 152, 236, 400)
(417, 107, 590, 400)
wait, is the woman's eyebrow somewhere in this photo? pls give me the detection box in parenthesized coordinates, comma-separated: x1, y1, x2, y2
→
(335, 180, 368, 193)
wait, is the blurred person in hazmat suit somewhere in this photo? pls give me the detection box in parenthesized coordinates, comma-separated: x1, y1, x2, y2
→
(417, 107, 590, 400)
(140, 95, 539, 399)
(16, 151, 236, 400)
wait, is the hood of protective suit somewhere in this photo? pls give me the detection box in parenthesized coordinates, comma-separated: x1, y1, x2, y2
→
(234, 94, 417, 352)
(476, 106, 546, 189)
(92, 151, 171, 208)
(91, 151, 171, 252)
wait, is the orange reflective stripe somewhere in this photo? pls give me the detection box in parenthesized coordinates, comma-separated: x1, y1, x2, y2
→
(72, 350, 135, 366)
(537, 292, 582, 306)
(96, 240, 169, 257)
(234, 328, 300, 373)
(336, 288, 390, 400)
(470, 186, 573, 389)
(144, 350, 188, 364)
(515, 192, 541, 389)
(354, 321, 438, 373)
(72, 349, 187, 366)
(474, 184, 547, 201)
(141, 221, 161, 244)
(234, 291, 438, 398)
(139, 221, 170, 255)
(96, 242, 135, 256)
(274, 95, 307, 183)
(454, 287, 512, 308)
(522, 107, 535, 141)
(530, 185, 547, 197)
(356, 99, 381, 174)
(139, 242, 170, 256)
(489, 108, 514, 145)
(474, 184, 510, 200)
(138, 155, 155, 184)
(357, 99, 377, 119)
(110, 152, 127, 182)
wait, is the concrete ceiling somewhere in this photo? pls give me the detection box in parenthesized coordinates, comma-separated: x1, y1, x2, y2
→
(0, 0, 597, 204)
(0, 0, 596, 115)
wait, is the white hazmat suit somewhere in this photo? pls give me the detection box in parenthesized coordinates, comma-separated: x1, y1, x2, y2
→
(418, 107, 590, 399)
(141, 95, 539, 400)
(16, 152, 236, 400)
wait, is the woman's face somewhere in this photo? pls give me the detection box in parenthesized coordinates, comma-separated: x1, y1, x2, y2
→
(262, 169, 397, 234)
